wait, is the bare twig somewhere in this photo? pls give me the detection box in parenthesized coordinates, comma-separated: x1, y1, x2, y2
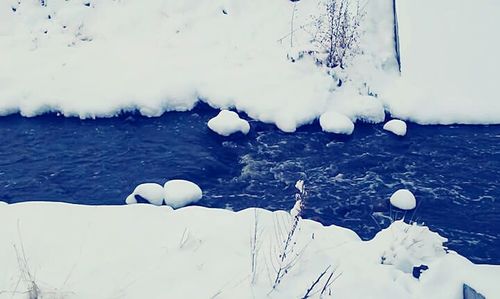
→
(269, 180, 308, 293)
(301, 265, 331, 299)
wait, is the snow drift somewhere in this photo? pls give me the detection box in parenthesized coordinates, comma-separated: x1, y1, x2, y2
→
(0, 202, 498, 298)
(386, 0, 500, 125)
(2, 0, 497, 129)
(1, 0, 392, 132)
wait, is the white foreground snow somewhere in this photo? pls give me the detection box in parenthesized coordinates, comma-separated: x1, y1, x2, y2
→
(383, 119, 407, 136)
(125, 183, 164, 206)
(0, 202, 498, 298)
(208, 110, 250, 136)
(319, 111, 355, 135)
(390, 189, 416, 210)
(163, 180, 202, 208)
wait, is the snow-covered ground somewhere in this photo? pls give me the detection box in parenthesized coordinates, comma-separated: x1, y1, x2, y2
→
(2, 0, 497, 130)
(0, 202, 498, 299)
(388, 0, 500, 125)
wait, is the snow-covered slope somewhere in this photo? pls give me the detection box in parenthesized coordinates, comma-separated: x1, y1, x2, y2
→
(386, 0, 500, 124)
(1, 0, 498, 129)
(0, 202, 498, 298)
(0, 0, 395, 132)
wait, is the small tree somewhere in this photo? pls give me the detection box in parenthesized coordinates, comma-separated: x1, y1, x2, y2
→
(314, 0, 364, 69)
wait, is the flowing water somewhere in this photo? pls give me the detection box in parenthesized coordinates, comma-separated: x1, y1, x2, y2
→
(1, 104, 498, 263)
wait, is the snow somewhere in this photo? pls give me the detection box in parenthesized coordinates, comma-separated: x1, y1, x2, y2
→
(125, 183, 164, 206)
(208, 110, 250, 136)
(319, 111, 355, 135)
(383, 119, 407, 136)
(378, 221, 447, 273)
(163, 179, 202, 208)
(0, 0, 390, 132)
(384, 0, 500, 125)
(390, 189, 416, 210)
(1, 0, 496, 128)
(0, 202, 499, 298)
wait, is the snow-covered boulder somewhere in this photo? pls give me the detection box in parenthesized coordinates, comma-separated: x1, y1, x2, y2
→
(383, 119, 407, 136)
(319, 111, 355, 135)
(125, 183, 165, 206)
(164, 180, 202, 208)
(390, 189, 416, 210)
(208, 110, 250, 136)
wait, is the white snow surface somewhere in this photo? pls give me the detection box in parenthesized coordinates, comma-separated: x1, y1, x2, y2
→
(1, 0, 395, 132)
(0, 202, 499, 298)
(208, 110, 250, 136)
(319, 110, 355, 135)
(125, 183, 164, 206)
(163, 179, 202, 208)
(1, 0, 498, 128)
(383, 119, 407, 136)
(387, 0, 500, 124)
(390, 189, 416, 210)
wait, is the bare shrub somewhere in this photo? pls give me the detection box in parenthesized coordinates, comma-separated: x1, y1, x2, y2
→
(314, 0, 364, 69)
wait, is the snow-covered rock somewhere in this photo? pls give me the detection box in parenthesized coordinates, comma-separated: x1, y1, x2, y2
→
(383, 119, 407, 136)
(125, 183, 164, 206)
(207, 110, 250, 136)
(0, 202, 498, 298)
(390, 189, 416, 210)
(319, 111, 355, 135)
(164, 179, 202, 208)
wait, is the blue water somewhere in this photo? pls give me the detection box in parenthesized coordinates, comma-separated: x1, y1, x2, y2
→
(0, 104, 499, 264)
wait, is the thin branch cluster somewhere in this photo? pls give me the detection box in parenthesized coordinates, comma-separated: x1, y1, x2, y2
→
(314, 0, 364, 69)
(301, 265, 342, 299)
(269, 180, 308, 291)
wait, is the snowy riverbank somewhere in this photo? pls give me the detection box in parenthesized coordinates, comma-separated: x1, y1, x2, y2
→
(2, 0, 498, 131)
(0, 202, 498, 299)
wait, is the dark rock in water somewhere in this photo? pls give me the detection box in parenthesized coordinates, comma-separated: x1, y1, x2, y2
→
(412, 264, 428, 279)
(463, 284, 486, 299)
(134, 194, 150, 204)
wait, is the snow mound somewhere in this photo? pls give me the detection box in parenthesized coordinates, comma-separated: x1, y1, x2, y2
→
(319, 111, 355, 135)
(378, 221, 448, 273)
(0, 202, 498, 298)
(164, 180, 202, 208)
(390, 189, 416, 210)
(207, 110, 250, 136)
(383, 119, 407, 136)
(125, 183, 164, 206)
